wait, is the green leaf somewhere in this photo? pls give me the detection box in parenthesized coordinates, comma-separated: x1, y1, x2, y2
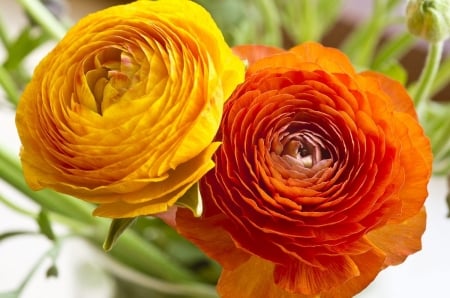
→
(376, 60, 408, 85)
(46, 264, 58, 278)
(37, 210, 55, 240)
(103, 217, 137, 252)
(421, 101, 450, 175)
(176, 183, 203, 217)
(3, 27, 49, 71)
(0, 291, 20, 298)
(371, 33, 416, 70)
(446, 175, 450, 217)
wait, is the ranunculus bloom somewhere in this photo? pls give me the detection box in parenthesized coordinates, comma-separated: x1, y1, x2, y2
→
(15, 0, 244, 218)
(176, 42, 432, 297)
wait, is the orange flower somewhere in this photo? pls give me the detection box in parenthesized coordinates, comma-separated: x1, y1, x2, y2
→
(15, 0, 244, 218)
(176, 42, 432, 297)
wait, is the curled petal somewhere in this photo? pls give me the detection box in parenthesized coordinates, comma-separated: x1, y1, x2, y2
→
(176, 42, 431, 297)
(15, 0, 245, 218)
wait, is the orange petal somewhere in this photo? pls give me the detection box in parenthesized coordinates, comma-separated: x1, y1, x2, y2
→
(176, 208, 250, 270)
(273, 255, 360, 295)
(359, 71, 418, 118)
(218, 256, 308, 298)
(367, 207, 426, 266)
(246, 42, 356, 77)
(321, 245, 386, 298)
(393, 113, 432, 222)
(232, 44, 285, 66)
(289, 42, 356, 74)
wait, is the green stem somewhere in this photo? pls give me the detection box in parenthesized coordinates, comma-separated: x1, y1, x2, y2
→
(430, 54, 450, 95)
(256, 0, 281, 46)
(372, 33, 416, 70)
(342, 0, 387, 67)
(87, 228, 203, 283)
(0, 149, 203, 282)
(0, 194, 36, 218)
(13, 238, 63, 296)
(16, 0, 66, 40)
(0, 17, 11, 49)
(0, 66, 20, 106)
(299, 1, 317, 42)
(94, 249, 218, 297)
(0, 149, 96, 224)
(411, 41, 444, 116)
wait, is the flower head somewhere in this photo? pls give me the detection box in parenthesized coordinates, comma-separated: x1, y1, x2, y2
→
(406, 0, 450, 42)
(15, 0, 244, 218)
(176, 42, 432, 297)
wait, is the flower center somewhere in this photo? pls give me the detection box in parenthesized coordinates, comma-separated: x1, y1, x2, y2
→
(284, 135, 330, 168)
(85, 47, 141, 115)
(272, 131, 331, 169)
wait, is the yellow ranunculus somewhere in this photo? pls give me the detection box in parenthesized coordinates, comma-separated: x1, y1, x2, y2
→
(15, 0, 244, 218)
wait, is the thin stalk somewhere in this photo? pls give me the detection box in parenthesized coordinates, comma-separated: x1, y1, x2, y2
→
(12, 238, 63, 297)
(89, 243, 218, 297)
(0, 66, 20, 106)
(430, 55, 450, 95)
(0, 17, 11, 49)
(0, 194, 36, 218)
(372, 33, 416, 70)
(0, 150, 204, 282)
(299, 1, 318, 42)
(256, 0, 281, 46)
(342, 0, 387, 67)
(16, 0, 66, 40)
(87, 224, 201, 283)
(0, 149, 96, 224)
(411, 41, 444, 116)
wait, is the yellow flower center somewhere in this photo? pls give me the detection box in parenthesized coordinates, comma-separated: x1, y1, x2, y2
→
(84, 46, 142, 115)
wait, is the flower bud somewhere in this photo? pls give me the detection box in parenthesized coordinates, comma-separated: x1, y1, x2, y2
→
(406, 0, 450, 42)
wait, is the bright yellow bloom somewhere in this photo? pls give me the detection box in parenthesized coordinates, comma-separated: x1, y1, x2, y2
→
(15, 0, 244, 218)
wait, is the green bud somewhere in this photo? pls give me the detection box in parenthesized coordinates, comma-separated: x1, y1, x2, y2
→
(406, 0, 450, 42)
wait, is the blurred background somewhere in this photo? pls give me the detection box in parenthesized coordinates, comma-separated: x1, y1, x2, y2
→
(1, 0, 449, 297)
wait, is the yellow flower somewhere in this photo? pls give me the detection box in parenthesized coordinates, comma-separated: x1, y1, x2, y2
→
(15, 0, 244, 218)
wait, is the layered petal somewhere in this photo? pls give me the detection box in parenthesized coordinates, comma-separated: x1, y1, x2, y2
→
(176, 42, 432, 297)
(15, 0, 245, 218)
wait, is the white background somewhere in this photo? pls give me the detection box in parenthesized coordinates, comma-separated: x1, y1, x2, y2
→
(1, 0, 450, 297)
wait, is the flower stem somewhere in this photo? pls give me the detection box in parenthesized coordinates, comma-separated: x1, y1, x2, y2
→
(0, 194, 36, 218)
(0, 65, 20, 106)
(0, 149, 96, 224)
(372, 33, 416, 70)
(16, 0, 66, 40)
(12, 238, 63, 296)
(92, 248, 218, 297)
(411, 41, 444, 116)
(0, 149, 204, 283)
(255, 0, 281, 46)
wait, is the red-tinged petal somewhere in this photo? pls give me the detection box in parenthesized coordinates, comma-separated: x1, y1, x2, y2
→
(392, 113, 432, 223)
(359, 71, 418, 118)
(289, 42, 356, 74)
(367, 208, 426, 266)
(176, 208, 251, 270)
(175, 41, 431, 297)
(273, 255, 360, 295)
(321, 245, 386, 298)
(218, 256, 309, 298)
(232, 44, 285, 66)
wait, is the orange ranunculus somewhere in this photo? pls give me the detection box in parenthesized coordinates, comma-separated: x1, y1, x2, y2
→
(176, 42, 432, 297)
(15, 0, 244, 218)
